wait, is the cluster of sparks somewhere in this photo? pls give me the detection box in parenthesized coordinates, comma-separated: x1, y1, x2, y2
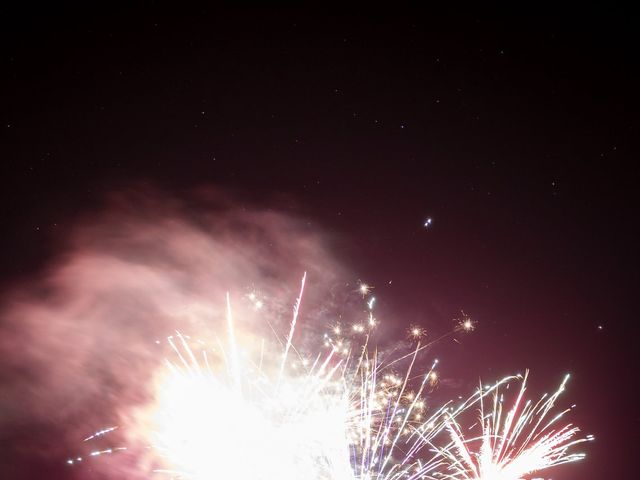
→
(70, 276, 591, 479)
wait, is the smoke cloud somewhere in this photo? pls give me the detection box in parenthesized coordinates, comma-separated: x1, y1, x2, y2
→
(0, 186, 350, 478)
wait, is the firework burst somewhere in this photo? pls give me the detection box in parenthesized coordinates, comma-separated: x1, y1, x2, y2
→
(71, 276, 591, 480)
(433, 372, 593, 480)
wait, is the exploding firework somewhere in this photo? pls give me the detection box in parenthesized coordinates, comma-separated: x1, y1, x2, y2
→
(456, 311, 475, 333)
(71, 276, 591, 480)
(434, 372, 593, 480)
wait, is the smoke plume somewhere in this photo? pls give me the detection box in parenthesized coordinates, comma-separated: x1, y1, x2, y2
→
(0, 186, 349, 478)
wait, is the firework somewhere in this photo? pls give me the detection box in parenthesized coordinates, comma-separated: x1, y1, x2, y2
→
(456, 311, 475, 333)
(72, 276, 591, 480)
(408, 325, 427, 340)
(433, 372, 593, 480)
(358, 282, 372, 297)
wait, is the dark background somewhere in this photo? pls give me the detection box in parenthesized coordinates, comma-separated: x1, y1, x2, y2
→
(1, 6, 637, 479)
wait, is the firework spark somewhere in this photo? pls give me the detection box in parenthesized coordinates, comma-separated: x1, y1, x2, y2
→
(456, 311, 475, 333)
(358, 282, 372, 297)
(409, 325, 427, 340)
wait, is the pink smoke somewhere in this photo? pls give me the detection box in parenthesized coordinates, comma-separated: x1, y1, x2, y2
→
(0, 186, 349, 478)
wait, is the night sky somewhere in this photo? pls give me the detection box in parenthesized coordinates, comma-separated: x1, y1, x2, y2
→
(1, 7, 637, 479)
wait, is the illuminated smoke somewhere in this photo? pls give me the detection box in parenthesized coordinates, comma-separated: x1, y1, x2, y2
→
(0, 186, 346, 477)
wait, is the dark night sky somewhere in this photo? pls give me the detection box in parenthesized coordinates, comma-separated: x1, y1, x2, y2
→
(1, 6, 638, 479)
